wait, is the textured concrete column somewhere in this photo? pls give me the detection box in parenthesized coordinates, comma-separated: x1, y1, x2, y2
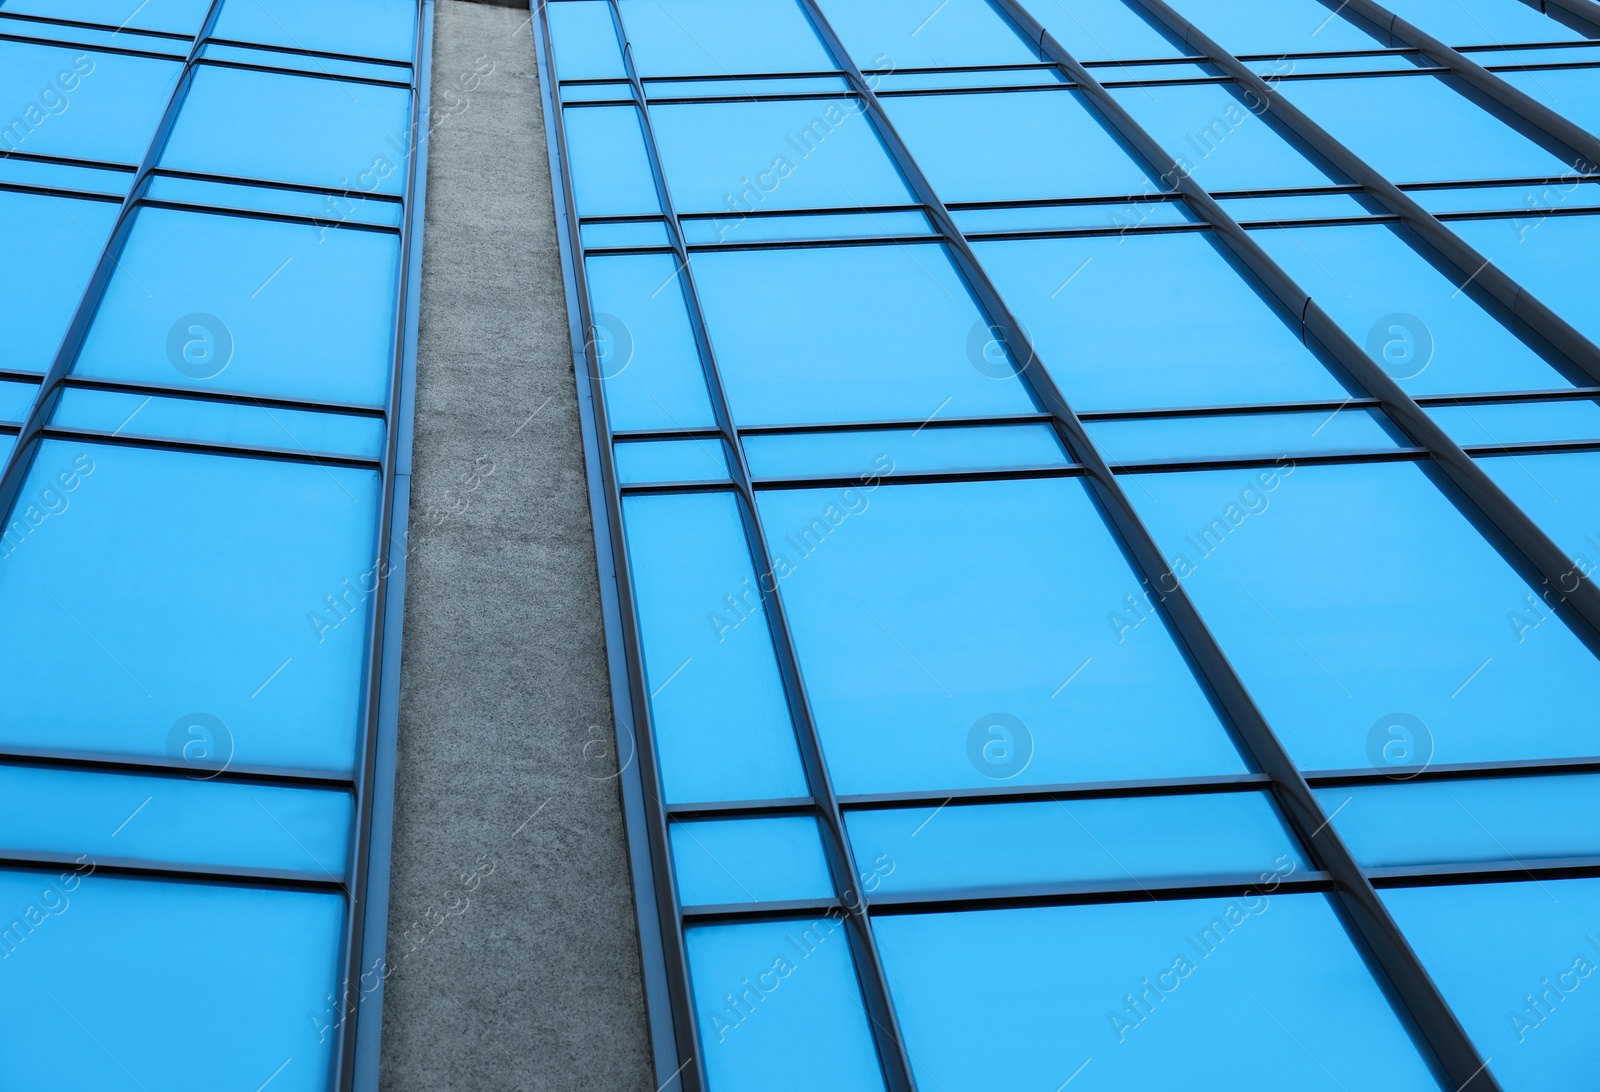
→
(379, 3, 655, 1088)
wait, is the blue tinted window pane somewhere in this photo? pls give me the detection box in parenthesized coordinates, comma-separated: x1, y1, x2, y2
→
(0, 192, 116, 375)
(563, 106, 665, 217)
(1476, 451, 1600, 573)
(848, 792, 1303, 894)
(1411, 178, 1600, 215)
(1280, 74, 1569, 183)
(876, 67, 1068, 91)
(0, 872, 340, 1090)
(746, 423, 1068, 479)
(0, 156, 129, 197)
(549, 0, 625, 80)
(875, 895, 1437, 1091)
(580, 218, 670, 249)
(886, 90, 1151, 202)
(1130, 461, 1600, 770)
(681, 208, 933, 246)
(0, 764, 352, 874)
(686, 919, 885, 1092)
(1315, 773, 1600, 867)
(0, 441, 379, 773)
(614, 437, 730, 484)
(0, 43, 177, 164)
(164, 67, 411, 193)
(1383, 0, 1586, 45)
(1113, 81, 1337, 191)
(585, 254, 716, 431)
(756, 479, 1245, 796)
(649, 99, 912, 213)
(0, 379, 37, 421)
(1448, 214, 1600, 351)
(618, 0, 835, 77)
(622, 492, 809, 803)
(695, 244, 1037, 427)
(817, 0, 1039, 68)
(1017, 0, 1184, 61)
(560, 80, 631, 102)
(1383, 879, 1600, 1090)
(145, 174, 403, 227)
(671, 816, 833, 905)
(0, 0, 210, 34)
(53, 389, 385, 459)
(214, 0, 418, 61)
(648, 75, 851, 98)
(1219, 192, 1374, 222)
(1164, 0, 1385, 54)
(1430, 399, 1600, 446)
(200, 42, 403, 84)
(1087, 409, 1399, 464)
(1252, 222, 1571, 395)
(73, 209, 400, 406)
(952, 198, 1196, 235)
(977, 234, 1348, 412)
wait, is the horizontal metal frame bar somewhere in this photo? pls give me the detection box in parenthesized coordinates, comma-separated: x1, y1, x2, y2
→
(0, 849, 348, 893)
(1369, 857, 1600, 887)
(842, 773, 1274, 811)
(1306, 755, 1600, 786)
(680, 897, 840, 925)
(0, 746, 356, 789)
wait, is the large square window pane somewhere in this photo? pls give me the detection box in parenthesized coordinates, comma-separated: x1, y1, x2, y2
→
(1164, 0, 1385, 54)
(162, 66, 412, 194)
(816, 0, 1039, 68)
(1129, 461, 1600, 770)
(562, 106, 662, 217)
(1384, 0, 1587, 46)
(1253, 221, 1573, 395)
(0, 42, 178, 164)
(671, 816, 833, 905)
(1113, 81, 1337, 191)
(1280, 73, 1569, 183)
(886, 90, 1151, 202)
(618, 0, 835, 77)
(693, 244, 1038, 427)
(622, 492, 809, 804)
(0, 192, 116, 375)
(1499, 67, 1600, 135)
(874, 895, 1437, 1091)
(585, 253, 716, 432)
(549, 0, 625, 80)
(0, 441, 379, 773)
(1017, 0, 1184, 61)
(0, 0, 211, 34)
(0, 872, 340, 1090)
(686, 919, 885, 1091)
(214, 0, 418, 61)
(755, 478, 1246, 796)
(649, 98, 912, 214)
(73, 208, 399, 406)
(1383, 879, 1600, 1091)
(1447, 214, 1600, 351)
(976, 233, 1349, 412)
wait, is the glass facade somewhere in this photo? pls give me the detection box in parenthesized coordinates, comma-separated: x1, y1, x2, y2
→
(0, 0, 428, 1088)
(537, 1, 1600, 1091)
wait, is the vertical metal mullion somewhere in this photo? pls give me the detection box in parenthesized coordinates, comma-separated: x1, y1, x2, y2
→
(794, 0, 1499, 1087)
(604, 5, 918, 1091)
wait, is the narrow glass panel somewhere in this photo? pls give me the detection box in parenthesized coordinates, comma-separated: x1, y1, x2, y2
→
(199, 42, 407, 85)
(0, 0, 211, 35)
(580, 219, 672, 249)
(1092, 61, 1214, 82)
(1256, 52, 1424, 75)
(1112, 81, 1337, 191)
(0, 872, 341, 1090)
(648, 98, 912, 214)
(0, 764, 353, 875)
(876, 67, 1069, 91)
(1449, 213, 1600, 352)
(548, 0, 626, 80)
(816, 0, 1040, 68)
(1218, 191, 1373, 222)
(1163, 0, 1386, 54)
(214, 0, 419, 62)
(1429, 398, 1600, 446)
(74, 208, 401, 407)
(686, 919, 885, 1092)
(681, 208, 933, 246)
(671, 816, 832, 905)
(875, 895, 1438, 1090)
(1016, 0, 1186, 61)
(52, 388, 386, 460)
(584, 253, 717, 431)
(1314, 773, 1600, 867)
(976, 233, 1349, 412)
(693, 243, 1039, 426)
(0, 192, 116, 375)
(1409, 178, 1600, 215)
(1088, 408, 1400, 464)
(1476, 43, 1600, 66)
(647, 75, 851, 98)
(1279, 73, 1570, 183)
(0, 156, 129, 196)
(614, 437, 730, 484)
(0, 441, 379, 773)
(162, 66, 413, 194)
(0, 42, 178, 164)
(1252, 221, 1572, 395)
(1475, 451, 1600, 574)
(560, 80, 632, 102)
(145, 173, 404, 228)
(1381, 0, 1587, 46)
(885, 90, 1152, 202)
(951, 198, 1196, 234)
(1499, 66, 1600, 139)
(619, 0, 836, 77)
(847, 791, 1303, 894)
(756, 478, 1246, 796)
(621, 492, 809, 804)
(1130, 461, 1600, 770)
(746, 423, 1068, 479)
(1383, 879, 1600, 1090)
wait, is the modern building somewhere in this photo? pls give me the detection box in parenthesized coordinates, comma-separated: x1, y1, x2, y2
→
(2, 0, 1600, 1089)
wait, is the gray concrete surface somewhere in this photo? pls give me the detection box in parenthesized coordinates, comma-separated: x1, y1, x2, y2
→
(380, 3, 655, 1089)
